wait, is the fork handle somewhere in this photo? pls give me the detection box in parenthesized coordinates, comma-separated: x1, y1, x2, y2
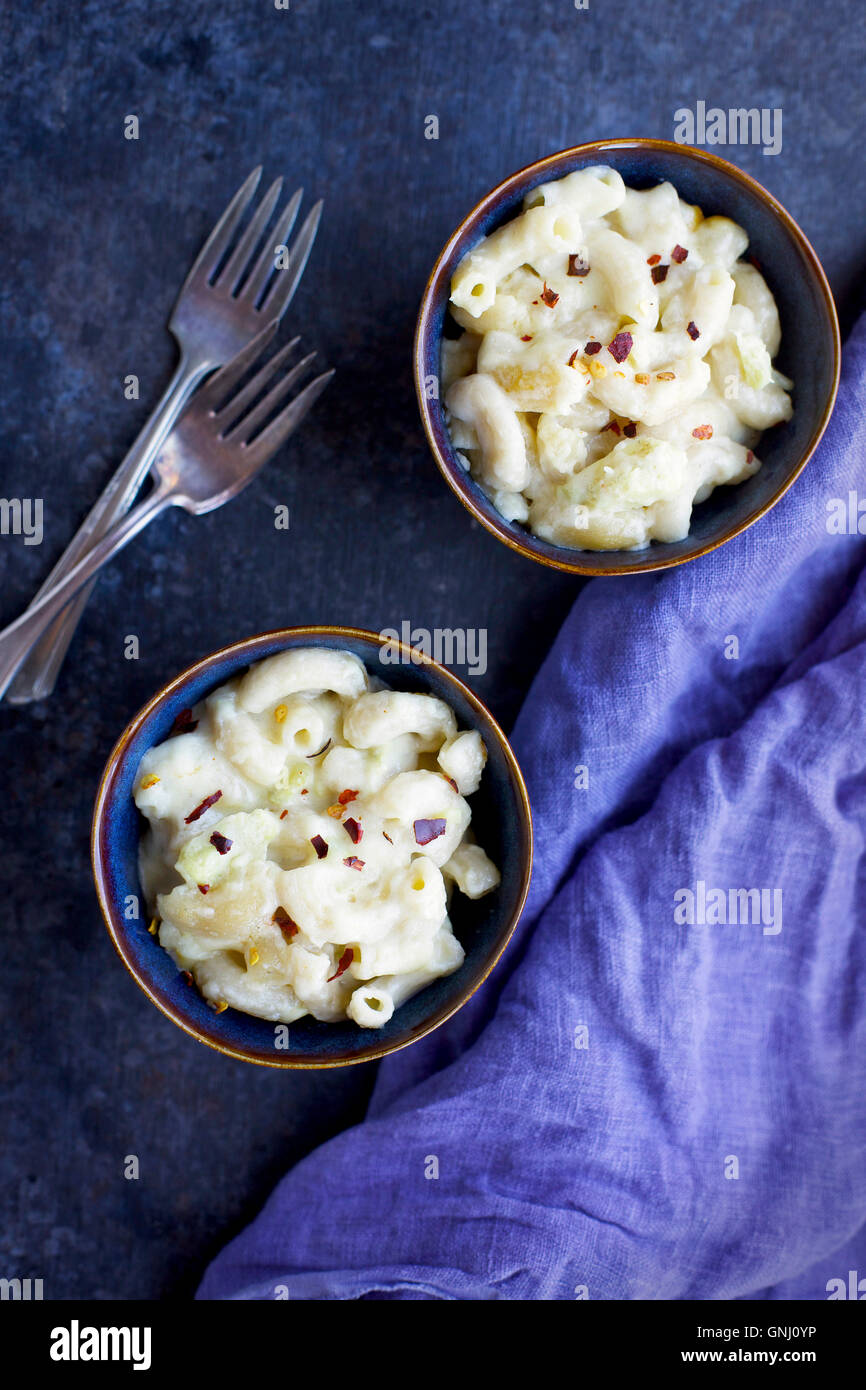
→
(5, 355, 210, 704)
(0, 486, 173, 703)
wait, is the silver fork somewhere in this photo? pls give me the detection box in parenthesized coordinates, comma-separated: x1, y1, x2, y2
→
(7, 167, 322, 704)
(0, 322, 333, 701)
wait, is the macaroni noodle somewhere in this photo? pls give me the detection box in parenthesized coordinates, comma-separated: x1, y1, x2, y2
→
(133, 649, 499, 1029)
(444, 167, 793, 550)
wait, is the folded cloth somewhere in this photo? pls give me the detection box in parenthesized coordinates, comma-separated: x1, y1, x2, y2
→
(199, 314, 866, 1301)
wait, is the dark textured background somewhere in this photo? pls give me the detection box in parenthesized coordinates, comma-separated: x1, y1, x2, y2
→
(1, 0, 863, 1301)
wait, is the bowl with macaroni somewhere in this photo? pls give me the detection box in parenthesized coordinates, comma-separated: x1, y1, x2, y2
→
(415, 139, 839, 575)
(92, 627, 532, 1067)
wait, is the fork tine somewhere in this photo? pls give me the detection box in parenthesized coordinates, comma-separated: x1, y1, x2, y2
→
(217, 176, 284, 293)
(200, 318, 280, 403)
(214, 337, 301, 424)
(224, 351, 318, 441)
(240, 187, 304, 305)
(245, 370, 334, 464)
(181, 167, 262, 288)
(259, 200, 323, 317)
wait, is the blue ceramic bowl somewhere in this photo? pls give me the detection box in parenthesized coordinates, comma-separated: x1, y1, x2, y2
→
(414, 138, 840, 576)
(92, 626, 532, 1067)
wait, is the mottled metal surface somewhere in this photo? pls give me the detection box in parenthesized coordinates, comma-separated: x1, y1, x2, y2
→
(0, 0, 863, 1300)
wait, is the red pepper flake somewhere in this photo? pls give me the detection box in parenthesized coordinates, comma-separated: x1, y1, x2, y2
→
(746, 450, 754, 463)
(169, 707, 198, 737)
(585, 340, 602, 355)
(382, 831, 393, 844)
(184, 790, 222, 824)
(607, 332, 633, 364)
(686, 320, 700, 341)
(197, 884, 210, 895)
(300, 789, 309, 796)
(306, 738, 332, 759)
(328, 947, 354, 982)
(181, 970, 194, 986)
(337, 789, 358, 805)
(602, 420, 621, 435)
(567, 348, 582, 368)
(650, 263, 668, 284)
(279, 809, 289, 820)
(209, 831, 233, 855)
(272, 905, 299, 941)
(520, 334, 533, 342)
(343, 856, 365, 871)
(671, 244, 688, 263)
(647, 253, 662, 266)
(441, 774, 459, 793)
(310, 834, 328, 860)
(414, 818, 447, 846)
(747, 253, 762, 271)
(692, 424, 713, 440)
(540, 283, 559, 308)
(343, 817, 363, 845)
(567, 253, 590, 277)
(623, 422, 637, 438)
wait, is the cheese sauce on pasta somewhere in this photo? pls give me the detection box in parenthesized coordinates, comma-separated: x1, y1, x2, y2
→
(443, 166, 793, 550)
(134, 648, 499, 1028)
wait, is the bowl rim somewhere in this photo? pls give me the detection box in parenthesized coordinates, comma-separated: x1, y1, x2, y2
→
(413, 136, 842, 577)
(91, 624, 534, 1069)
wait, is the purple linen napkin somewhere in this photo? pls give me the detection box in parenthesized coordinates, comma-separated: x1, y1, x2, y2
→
(199, 314, 866, 1301)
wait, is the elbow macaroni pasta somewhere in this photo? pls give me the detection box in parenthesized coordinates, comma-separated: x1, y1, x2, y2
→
(134, 649, 500, 1029)
(444, 166, 794, 551)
